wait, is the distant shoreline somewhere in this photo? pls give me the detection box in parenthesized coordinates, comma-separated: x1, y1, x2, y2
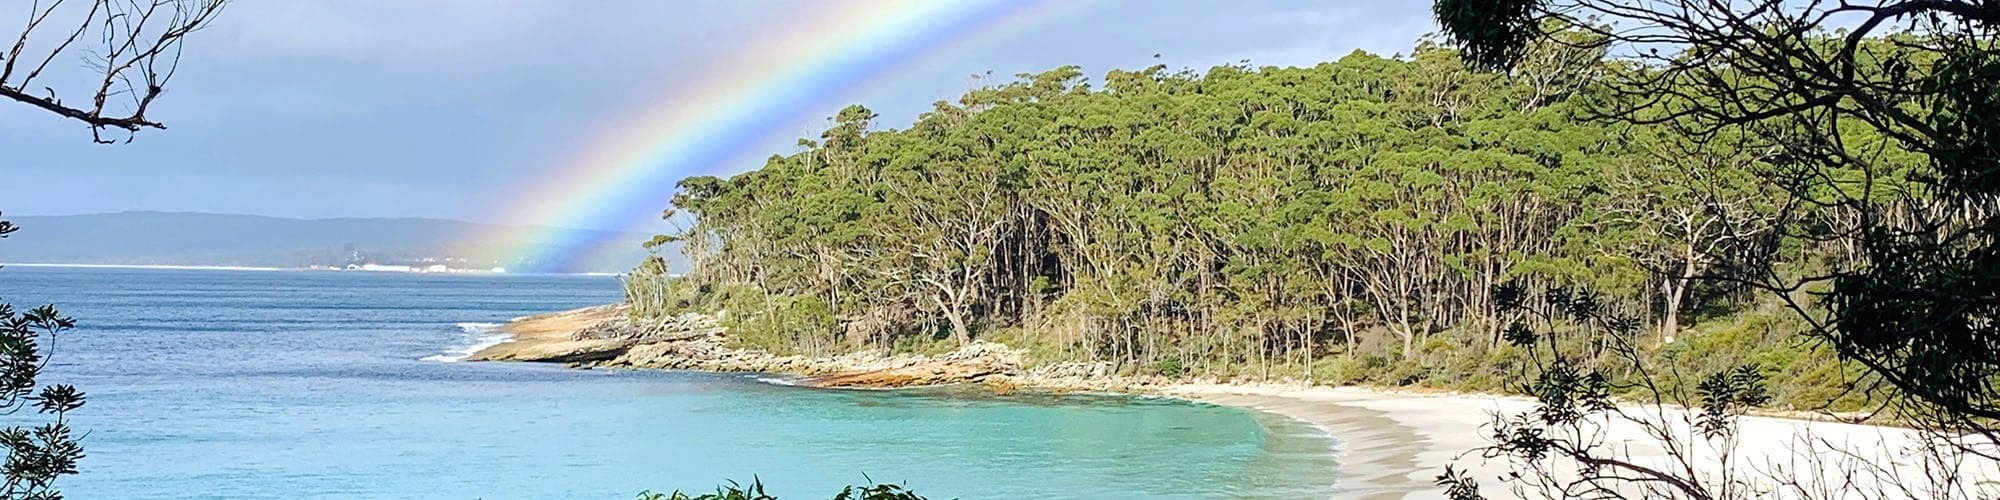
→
(0, 263, 620, 277)
(1, 262, 287, 271)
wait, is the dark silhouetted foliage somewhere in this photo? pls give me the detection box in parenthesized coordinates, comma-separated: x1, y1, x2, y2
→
(639, 478, 931, 500)
(0, 215, 86, 500)
(1432, 0, 2000, 497)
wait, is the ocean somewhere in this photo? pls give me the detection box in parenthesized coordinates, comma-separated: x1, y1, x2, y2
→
(0, 266, 1339, 499)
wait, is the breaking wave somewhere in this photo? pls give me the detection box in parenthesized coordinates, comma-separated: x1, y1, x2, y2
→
(421, 322, 508, 362)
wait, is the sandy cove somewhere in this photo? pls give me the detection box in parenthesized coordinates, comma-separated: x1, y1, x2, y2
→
(470, 306, 1974, 499)
(1159, 384, 1989, 500)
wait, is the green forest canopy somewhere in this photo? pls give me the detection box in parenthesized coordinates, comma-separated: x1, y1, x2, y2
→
(627, 37, 1908, 409)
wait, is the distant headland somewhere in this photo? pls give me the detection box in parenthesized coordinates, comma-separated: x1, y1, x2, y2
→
(0, 211, 677, 274)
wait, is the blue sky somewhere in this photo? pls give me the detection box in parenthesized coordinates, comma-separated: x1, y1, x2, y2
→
(0, 0, 1434, 231)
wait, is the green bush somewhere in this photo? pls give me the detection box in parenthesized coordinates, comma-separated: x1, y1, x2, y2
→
(640, 280, 1875, 418)
(890, 331, 959, 357)
(1666, 306, 1873, 412)
(726, 293, 840, 356)
(639, 478, 931, 500)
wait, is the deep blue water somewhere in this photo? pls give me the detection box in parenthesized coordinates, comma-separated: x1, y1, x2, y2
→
(0, 266, 1338, 499)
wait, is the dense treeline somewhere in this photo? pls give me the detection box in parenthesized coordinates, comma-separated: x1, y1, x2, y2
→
(629, 37, 1881, 404)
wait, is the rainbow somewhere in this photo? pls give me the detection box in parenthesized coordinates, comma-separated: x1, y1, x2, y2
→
(473, 0, 1081, 273)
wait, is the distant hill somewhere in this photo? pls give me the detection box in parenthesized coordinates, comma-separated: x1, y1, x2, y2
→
(0, 211, 679, 274)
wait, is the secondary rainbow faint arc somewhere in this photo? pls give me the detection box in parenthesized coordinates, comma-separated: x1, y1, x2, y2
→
(478, 0, 1080, 273)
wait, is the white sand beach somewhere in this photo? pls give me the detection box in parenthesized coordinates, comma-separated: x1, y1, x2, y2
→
(1169, 384, 1992, 499)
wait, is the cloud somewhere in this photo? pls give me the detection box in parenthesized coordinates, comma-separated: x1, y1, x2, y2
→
(5, 0, 1447, 227)
(1232, 3, 1440, 64)
(212, 0, 564, 68)
(204, 0, 772, 72)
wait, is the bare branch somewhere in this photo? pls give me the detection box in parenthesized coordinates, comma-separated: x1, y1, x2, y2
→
(0, 0, 225, 142)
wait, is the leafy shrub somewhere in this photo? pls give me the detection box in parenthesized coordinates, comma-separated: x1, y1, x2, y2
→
(727, 294, 840, 355)
(640, 478, 931, 500)
(0, 216, 87, 499)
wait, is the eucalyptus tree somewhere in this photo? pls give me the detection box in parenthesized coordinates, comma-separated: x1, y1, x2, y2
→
(880, 103, 1024, 346)
(1432, 0, 2000, 497)
(1435, 0, 2000, 434)
(1592, 131, 1783, 340)
(639, 29, 1855, 396)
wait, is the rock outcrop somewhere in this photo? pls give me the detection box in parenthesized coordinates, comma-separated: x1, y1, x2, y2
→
(463, 305, 635, 363)
(468, 305, 1025, 389)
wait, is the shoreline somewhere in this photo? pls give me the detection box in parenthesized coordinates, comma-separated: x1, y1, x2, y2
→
(2, 263, 622, 276)
(1156, 384, 1976, 500)
(1, 262, 289, 271)
(466, 306, 1443, 496)
(468, 305, 1959, 499)
(1160, 385, 1435, 500)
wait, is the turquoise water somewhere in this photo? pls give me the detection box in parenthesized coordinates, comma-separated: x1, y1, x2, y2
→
(0, 267, 1338, 499)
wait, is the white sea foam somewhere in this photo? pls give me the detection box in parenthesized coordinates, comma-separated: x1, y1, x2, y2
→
(421, 322, 509, 362)
(753, 376, 799, 387)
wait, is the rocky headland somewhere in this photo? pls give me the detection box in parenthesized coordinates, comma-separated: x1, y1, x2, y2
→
(464, 305, 1131, 390)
